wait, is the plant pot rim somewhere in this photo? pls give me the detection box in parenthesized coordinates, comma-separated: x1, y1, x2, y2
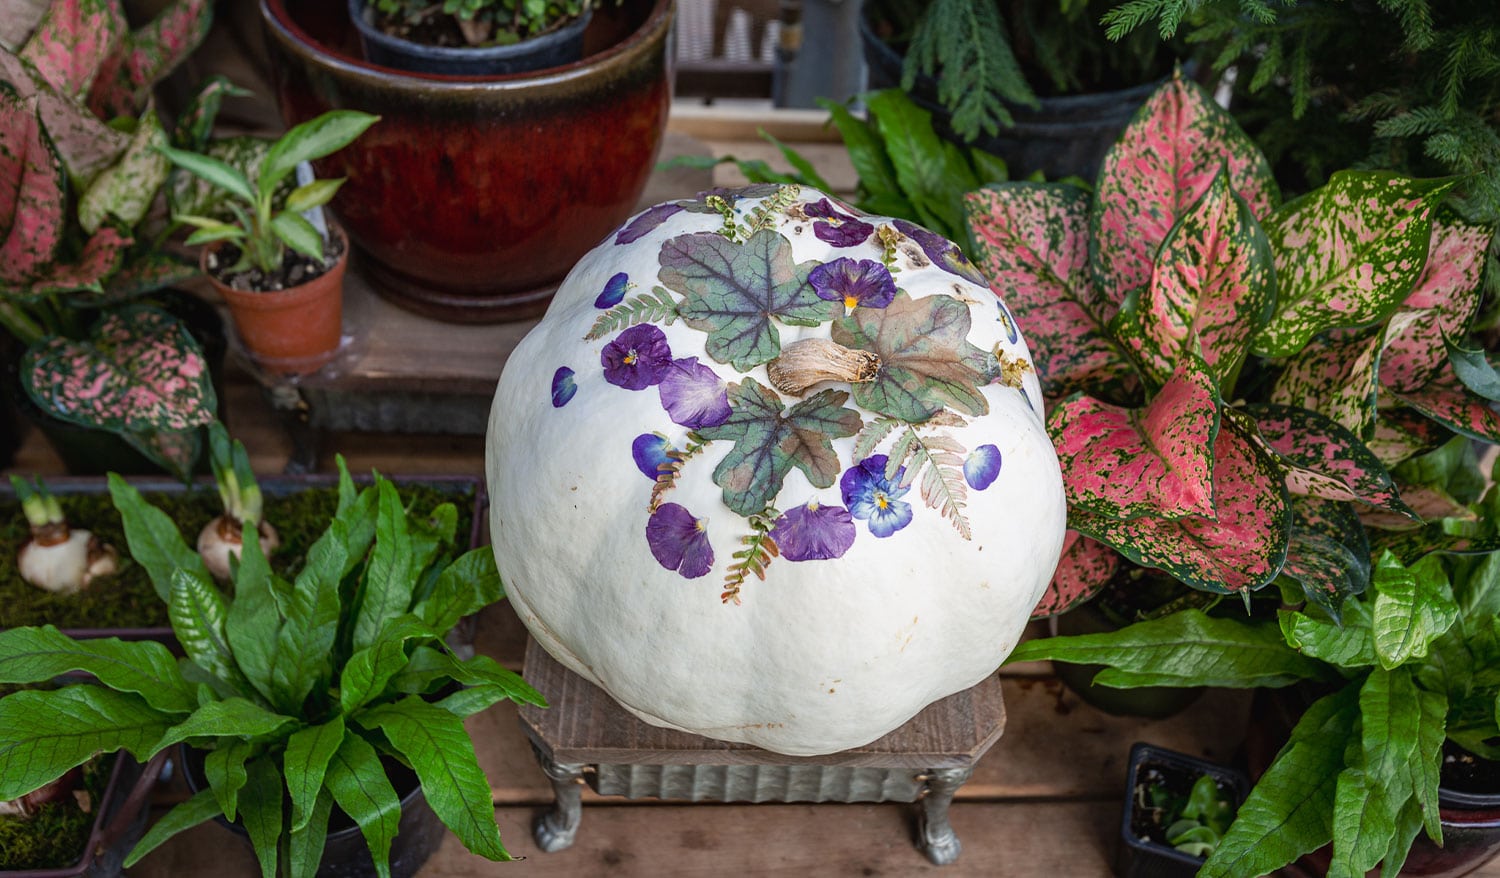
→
(347, 0, 593, 67)
(200, 224, 349, 312)
(261, 0, 672, 89)
(1120, 742, 1251, 868)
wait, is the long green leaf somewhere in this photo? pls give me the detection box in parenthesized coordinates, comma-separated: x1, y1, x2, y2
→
(258, 110, 378, 201)
(434, 686, 511, 718)
(271, 210, 324, 261)
(416, 547, 504, 633)
(272, 521, 348, 711)
(356, 697, 511, 861)
(1380, 798, 1427, 878)
(0, 626, 194, 713)
(443, 654, 546, 709)
(168, 568, 246, 692)
(152, 698, 296, 756)
(1372, 552, 1459, 668)
(1006, 610, 1326, 688)
(287, 789, 333, 878)
(1279, 604, 1377, 669)
(240, 756, 283, 878)
(225, 528, 280, 707)
(123, 788, 221, 868)
(324, 732, 400, 878)
(204, 738, 253, 821)
(339, 615, 440, 715)
(284, 716, 345, 833)
(0, 686, 171, 799)
(815, 97, 902, 204)
(352, 480, 415, 653)
(109, 473, 211, 601)
(1329, 768, 1399, 878)
(157, 142, 255, 204)
(1411, 687, 1447, 844)
(285, 178, 344, 213)
(866, 89, 978, 237)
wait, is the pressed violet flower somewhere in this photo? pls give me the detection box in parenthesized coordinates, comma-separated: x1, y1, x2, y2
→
(840, 454, 913, 538)
(965, 444, 1002, 490)
(615, 203, 684, 245)
(809, 257, 897, 311)
(550, 367, 577, 408)
(646, 502, 714, 578)
(658, 357, 731, 428)
(893, 219, 989, 287)
(594, 272, 630, 308)
(770, 500, 856, 561)
(806, 198, 874, 247)
(602, 324, 673, 390)
(632, 432, 674, 479)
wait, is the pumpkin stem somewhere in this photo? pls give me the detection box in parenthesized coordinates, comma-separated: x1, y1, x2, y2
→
(766, 339, 881, 396)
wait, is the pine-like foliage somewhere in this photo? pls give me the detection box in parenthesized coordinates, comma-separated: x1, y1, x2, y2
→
(903, 0, 1033, 138)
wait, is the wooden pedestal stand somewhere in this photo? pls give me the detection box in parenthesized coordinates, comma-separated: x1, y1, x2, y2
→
(516, 638, 1007, 866)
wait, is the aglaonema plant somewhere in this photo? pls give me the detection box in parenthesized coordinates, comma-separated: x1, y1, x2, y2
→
(964, 68, 1498, 619)
(0, 461, 541, 877)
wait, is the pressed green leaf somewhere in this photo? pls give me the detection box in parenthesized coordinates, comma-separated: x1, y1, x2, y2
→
(324, 733, 400, 878)
(0, 626, 194, 713)
(271, 211, 324, 261)
(1329, 768, 1399, 878)
(272, 520, 348, 711)
(1006, 610, 1324, 688)
(240, 756, 283, 878)
(285, 178, 344, 213)
(225, 529, 280, 707)
(108, 473, 212, 601)
(157, 142, 254, 204)
(287, 788, 333, 878)
(204, 738, 252, 821)
(284, 717, 344, 832)
(416, 547, 504, 633)
(123, 788, 220, 868)
(152, 698, 296, 755)
(357, 697, 512, 862)
(351, 480, 415, 653)
(0, 686, 171, 799)
(258, 110, 378, 202)
(340, 615, 440, 715)
(1372, 552, 1459, 668)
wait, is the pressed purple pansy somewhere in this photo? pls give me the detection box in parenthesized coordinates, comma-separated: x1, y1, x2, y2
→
(550, 367, 577, 408)
(646, 502, 715, 579)
(595, 272, 630, 308)
(840, 454, 913, 538)
(770, 501, 857, 561)
(615, 203, 684, 245)
(658, 357, 731, 428)
(893, 219, 989, 286)
(809, 258, 897, 311)
(964, 444, 1002, 490)
(602, 324, 673, 390)
(806, 198, 874, 248)
(632, 432, 674, 479)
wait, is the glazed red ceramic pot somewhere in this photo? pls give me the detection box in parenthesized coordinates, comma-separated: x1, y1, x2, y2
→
(258, 0, 673, 323)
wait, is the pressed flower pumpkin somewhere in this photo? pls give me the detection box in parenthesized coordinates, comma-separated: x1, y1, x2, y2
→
(486, 185, 1067, 755)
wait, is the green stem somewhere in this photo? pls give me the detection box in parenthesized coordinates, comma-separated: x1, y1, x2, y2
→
(0, 301, 47, 346)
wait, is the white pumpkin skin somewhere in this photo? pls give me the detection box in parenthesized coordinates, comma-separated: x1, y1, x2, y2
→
(487, 186, 1066, 756)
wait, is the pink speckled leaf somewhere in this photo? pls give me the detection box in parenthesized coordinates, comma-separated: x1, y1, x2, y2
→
(1380, 218, 1492, 393)
(18, 224, 128, 298)
(1048, 351, 1218, 521)
(1112, 166, 1275, 387)
(1271, 328, 1384, 440)
(88, 0, 212, 120)
(0, 87, 65, 285)
(1244, 402, 1416, 519)
(1368, 408, 1449, 468)
(1359, 486, 1471, 532)
(965, 183, 1133, 397)
(1030, 530, 1119, 619)
(1071, 419, 1290, 594)
(1283, 498, 1370, 621)
(74, 250, 196, 306)
(0, 50, 127, 181)
(17, 0, 124, 100)
(1092, 71, 1279, 323)
(1393, 371, 1500, 443)
(1255, 172, 1451, 357)
(77, 103, 169, 233)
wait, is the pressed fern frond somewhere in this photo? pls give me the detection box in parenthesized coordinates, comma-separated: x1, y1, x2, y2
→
(585, 286, 680, 341)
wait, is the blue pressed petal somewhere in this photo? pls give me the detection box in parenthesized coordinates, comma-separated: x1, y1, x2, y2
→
(996, 298, 1020, 343)
(866, 498, 913, 537)
(632, 433, 674, 479)
(658, 357, 731, 428)
(595, 272, 630, 308)
(964, 444, 1002, 490)
(550, 367, 577, 408)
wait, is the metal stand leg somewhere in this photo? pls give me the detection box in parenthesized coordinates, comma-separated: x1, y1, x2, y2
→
(533, 748, 588, 853)
(916, 766, 973, 865)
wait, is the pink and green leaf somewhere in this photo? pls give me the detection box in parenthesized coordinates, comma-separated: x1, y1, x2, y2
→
(73, 250, 195, 306)
(13, 223, 129, 299)
(17, 0, 124, 100)
(1048, 351, 1219, 521)
(1092, 70, 1279, 322)
(1392, 370, 1500, 444)
(1031, 530, 1120, 618)
(87, 0, 212, 120)
(1070, 418, 1291, 594)
(1111, 165, 1276, 388)
(1282, 498, 1371, 622)
(1380, 218, 1493, 393)
(1271, 328, 1385, 440)
(1244, 402, 1416, 519)
(78, 103, 169, 233)
(0, 49, 127, 181)
(1255, 172, 1451, 357)
(1368, 407, 1449, 468)
(171, 75, 248, 152)
(965, 183, 1134, 397)
(1358, 485, 1472, 532)
(0, 87, 65, 285)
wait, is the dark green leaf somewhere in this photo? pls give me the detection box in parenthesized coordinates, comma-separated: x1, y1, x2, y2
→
(340, 615, 441, 714)
(287, 789, 333, 878)
(284, 717, 345, 833)
(1329, 768, 1399, 877)
(1280, 498, 1372, 621)
(1280, 604, 1376, 669)
(152, 698, 296, 755)
(158, 142, 255, 204)
(226, 529, 280, 707)
(1447, 335, 1500, 402)
(815, 97, 901, 201)
(442, 654, 546, 709)
(352, 480, 415, 653)
(324, 732, 400, 878)
(124, 788, 221, 868)
(0, 626, 194, 713)
(204, 739, 253, 822)
(272, 521, 348, 711)
(1358, 668, 1420, 807)
(867, 85, 978, 237)
(759, 128, 832, 192)
(169, 569, 246, 693)
(1372, 552, 1459, 668)
(109, 473, 211, 601)
(1380, 798, 1427, 878)
(0, 686, 171, 799)
(240, 756, 283, 878)
(416, 547, 503, 633)
(967, 148, 1008, 184)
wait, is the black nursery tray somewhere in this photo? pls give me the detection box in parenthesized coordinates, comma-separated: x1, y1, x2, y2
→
(0, 473, 487, 641)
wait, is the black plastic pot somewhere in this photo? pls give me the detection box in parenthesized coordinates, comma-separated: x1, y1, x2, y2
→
(1050, 600, 1204, 719)
(858, 2, 1162, 182)
(2, 752, 166, 878)
(1117, 742, 1249, 878)
(180, 745, 444, 878)
(347, 0, 592, 75)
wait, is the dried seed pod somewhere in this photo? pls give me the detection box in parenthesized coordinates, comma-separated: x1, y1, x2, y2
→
(766, 338, 881, 396)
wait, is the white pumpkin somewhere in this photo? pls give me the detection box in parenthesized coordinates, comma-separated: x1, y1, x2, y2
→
(487, 185, 1066, 756)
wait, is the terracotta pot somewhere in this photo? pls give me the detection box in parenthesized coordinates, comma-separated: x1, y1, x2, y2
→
(258, 0, 674, 323)
(204, 228, 348, 376)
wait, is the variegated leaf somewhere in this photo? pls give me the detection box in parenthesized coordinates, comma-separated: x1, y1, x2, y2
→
(1270, 327, 1384, 439)
(16, 0, 123, 100)
(9, 225, 129, 299)
(1113, 166, 1276, 388)
(1031, 530, 1119, 618)
(167, 134, 270, 221)
(78, 103, 169, 233)
(1072, 418, 1291, 594)
(1281, 497, 1370, 621)
(1092, 70, 1279, 322)
(74, 250, 196, 305)
(1380, 218, 1493, 393)
(0, 49, 126, 182)
(1244, 402, 1415, 518)
(964, 183, 1132, 396)
(171, 75, 247, 151)
(1255, 172, 1451, 356)
(1359, 485, 1472, 531)
(0, 87, 65, 285)
(1367, 407, 1448, 467)
(1048, 351, 1218, 521)
(1393, 370, 1500, 443)
(87, 0, 212, 120)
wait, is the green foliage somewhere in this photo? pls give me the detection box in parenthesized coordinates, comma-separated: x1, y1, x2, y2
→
(162, 111, 378, 278)
(368, 0, 601, 47)
(1150, 773, 1238, 857)
(0, 463, 531, 878)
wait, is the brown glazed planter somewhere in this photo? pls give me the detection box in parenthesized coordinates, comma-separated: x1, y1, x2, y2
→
(257, 0, 674, 323)
(204, 226, 348, 376)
